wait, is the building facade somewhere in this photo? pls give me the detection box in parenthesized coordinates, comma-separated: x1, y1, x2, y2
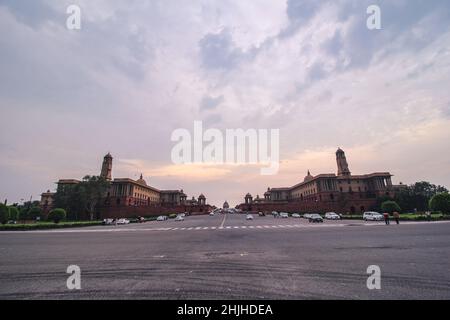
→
(41, 153, 212, 218)
(238, 148, 400, 214)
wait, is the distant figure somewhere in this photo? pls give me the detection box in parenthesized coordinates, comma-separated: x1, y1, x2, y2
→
(383, 212, 390, 225)
(393, 212, 400, 225)
(426, 211, 431, 222)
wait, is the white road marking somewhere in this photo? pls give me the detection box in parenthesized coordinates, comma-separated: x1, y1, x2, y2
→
(3, 220, 449, 234)
(219, 214, 227, 229)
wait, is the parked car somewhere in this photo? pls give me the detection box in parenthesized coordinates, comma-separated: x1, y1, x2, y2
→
(137, 216, 146, 223)
(117, 218, 130, 225)
(292, 213, 301, 218)
(363, 212, 384, 221)
(156, 215, 168, 221)
(280, 212, 289, 218)
(102, 218, 114, 225)
(303, 213, 312, 219)
(325, 212, 341, 220)
(209, 212, 215, 216)
(175, 215, 184, 222)
(308, 214, 324, 223)
(246, 214, 254, 220)
(258, 212, 265, 216)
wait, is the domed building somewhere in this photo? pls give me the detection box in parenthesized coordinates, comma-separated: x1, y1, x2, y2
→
(238, 148, 400, 215)
(223, 201, 230, 209)
(40, 153, 212, 218)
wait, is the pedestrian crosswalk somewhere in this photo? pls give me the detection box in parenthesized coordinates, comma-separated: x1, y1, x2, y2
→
(7, 220, 446, 234)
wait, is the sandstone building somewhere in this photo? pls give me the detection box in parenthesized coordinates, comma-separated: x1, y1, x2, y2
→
(238, 148, 400, 214)
(41, 153, 211, 219)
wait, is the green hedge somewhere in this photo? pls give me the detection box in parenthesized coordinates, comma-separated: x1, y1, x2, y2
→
(0, 221, 102, 231)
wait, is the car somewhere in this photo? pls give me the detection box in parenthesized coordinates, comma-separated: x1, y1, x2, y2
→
(308, 214, 324, 223)
(137, 216, 146, 223)
(246, 214, 254, 220)
(116, 218, 130, 225)
(303, 213, 312, 219)
(178, 213, 186, 218)
(209, 212, 215, 216)
(156, 215, 168, 221)
(175, 216, 184, 222)
(363, 211, 384, 221)
(102, 219, 115, 225)
(292, 213, 301, 218)
(258, 211, 266, 216)
(325, 212, 341, 220)
(280, 212, 289, 218)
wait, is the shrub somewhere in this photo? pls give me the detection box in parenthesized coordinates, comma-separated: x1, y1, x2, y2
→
(381, 200, 401, 214)
(28, 206, 43, 220)
(47, 208, 67, 223)
(0, 204, 9, 224)
(429, 193, 450, 215)
(8, 206, 19, 221)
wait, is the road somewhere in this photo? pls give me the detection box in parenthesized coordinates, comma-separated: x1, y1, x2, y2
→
(1, 214, 450, 299)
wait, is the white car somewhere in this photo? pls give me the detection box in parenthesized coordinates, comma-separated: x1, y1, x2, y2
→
(175, 216, 184, 222)
(363, 212, 384, 221)
(246, 214, 254, 220)
(102, 218, 114, 225)
(280, 212, 289, 218)
(303, 213, 312, 219)
(325, 212, 341, 220)
(292, 213, 301, 218)
(209, 212, 215, 216)
(157, 215, 168, 221)
(116, 218, 130, 225)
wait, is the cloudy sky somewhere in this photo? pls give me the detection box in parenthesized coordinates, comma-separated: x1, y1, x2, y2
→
(1, 0, 450, 207)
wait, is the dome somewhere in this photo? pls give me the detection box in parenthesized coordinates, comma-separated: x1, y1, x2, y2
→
(304, 170, 314, 182)
(104, 152, 113, 158)
(198, 194, 206, 199)
(136, 174, 147, 186)
(245, 193, 252, 197)
(336, 148, 344, 154)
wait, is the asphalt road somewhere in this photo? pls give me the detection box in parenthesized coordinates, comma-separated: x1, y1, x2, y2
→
(1, 214, 450, 299)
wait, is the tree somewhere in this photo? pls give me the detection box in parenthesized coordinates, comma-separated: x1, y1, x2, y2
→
(28, 206, 42, 220)
(393, 181, 449, 212)
(8, 206, 19, 221)
(53, 175, 110, 221)
(381, 200, 401, 214)
(48, 208, 67, 223)
(429, 193, 450, 215)
(79, 176, 111, 221)
(0, 204, 9, 224)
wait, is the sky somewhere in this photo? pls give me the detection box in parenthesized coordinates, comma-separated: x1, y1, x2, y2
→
(1, 0, 450, 207)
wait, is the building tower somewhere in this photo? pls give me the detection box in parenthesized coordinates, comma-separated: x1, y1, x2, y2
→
(100, 153, 113, 181)
(336, 148, 351, 176)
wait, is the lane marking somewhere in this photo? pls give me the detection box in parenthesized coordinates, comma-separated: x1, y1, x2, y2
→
(219, 214, 227, 229)
(3, 220, 449, 234)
